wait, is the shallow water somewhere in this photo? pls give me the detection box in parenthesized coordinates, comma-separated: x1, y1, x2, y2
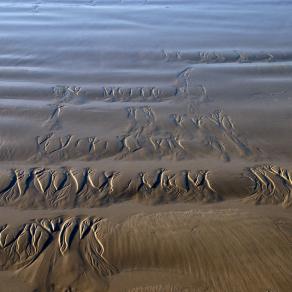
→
(1, 0, 292, 93)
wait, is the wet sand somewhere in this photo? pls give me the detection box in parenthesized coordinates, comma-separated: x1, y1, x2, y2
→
(0, 0, 292, 291)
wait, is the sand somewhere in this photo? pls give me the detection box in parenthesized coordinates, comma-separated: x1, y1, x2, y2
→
(0, 0, 292, 291)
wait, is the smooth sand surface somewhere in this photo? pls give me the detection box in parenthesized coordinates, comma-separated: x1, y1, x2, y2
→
(0, 0, 292, 291)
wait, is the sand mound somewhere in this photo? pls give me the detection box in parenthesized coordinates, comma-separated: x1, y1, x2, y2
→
(0, 215, 116, 291)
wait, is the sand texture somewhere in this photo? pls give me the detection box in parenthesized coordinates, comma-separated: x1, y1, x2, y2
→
(0, 0, 292, 291)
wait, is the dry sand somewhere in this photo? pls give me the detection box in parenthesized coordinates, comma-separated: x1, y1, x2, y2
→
(0, 0, 292, 291)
